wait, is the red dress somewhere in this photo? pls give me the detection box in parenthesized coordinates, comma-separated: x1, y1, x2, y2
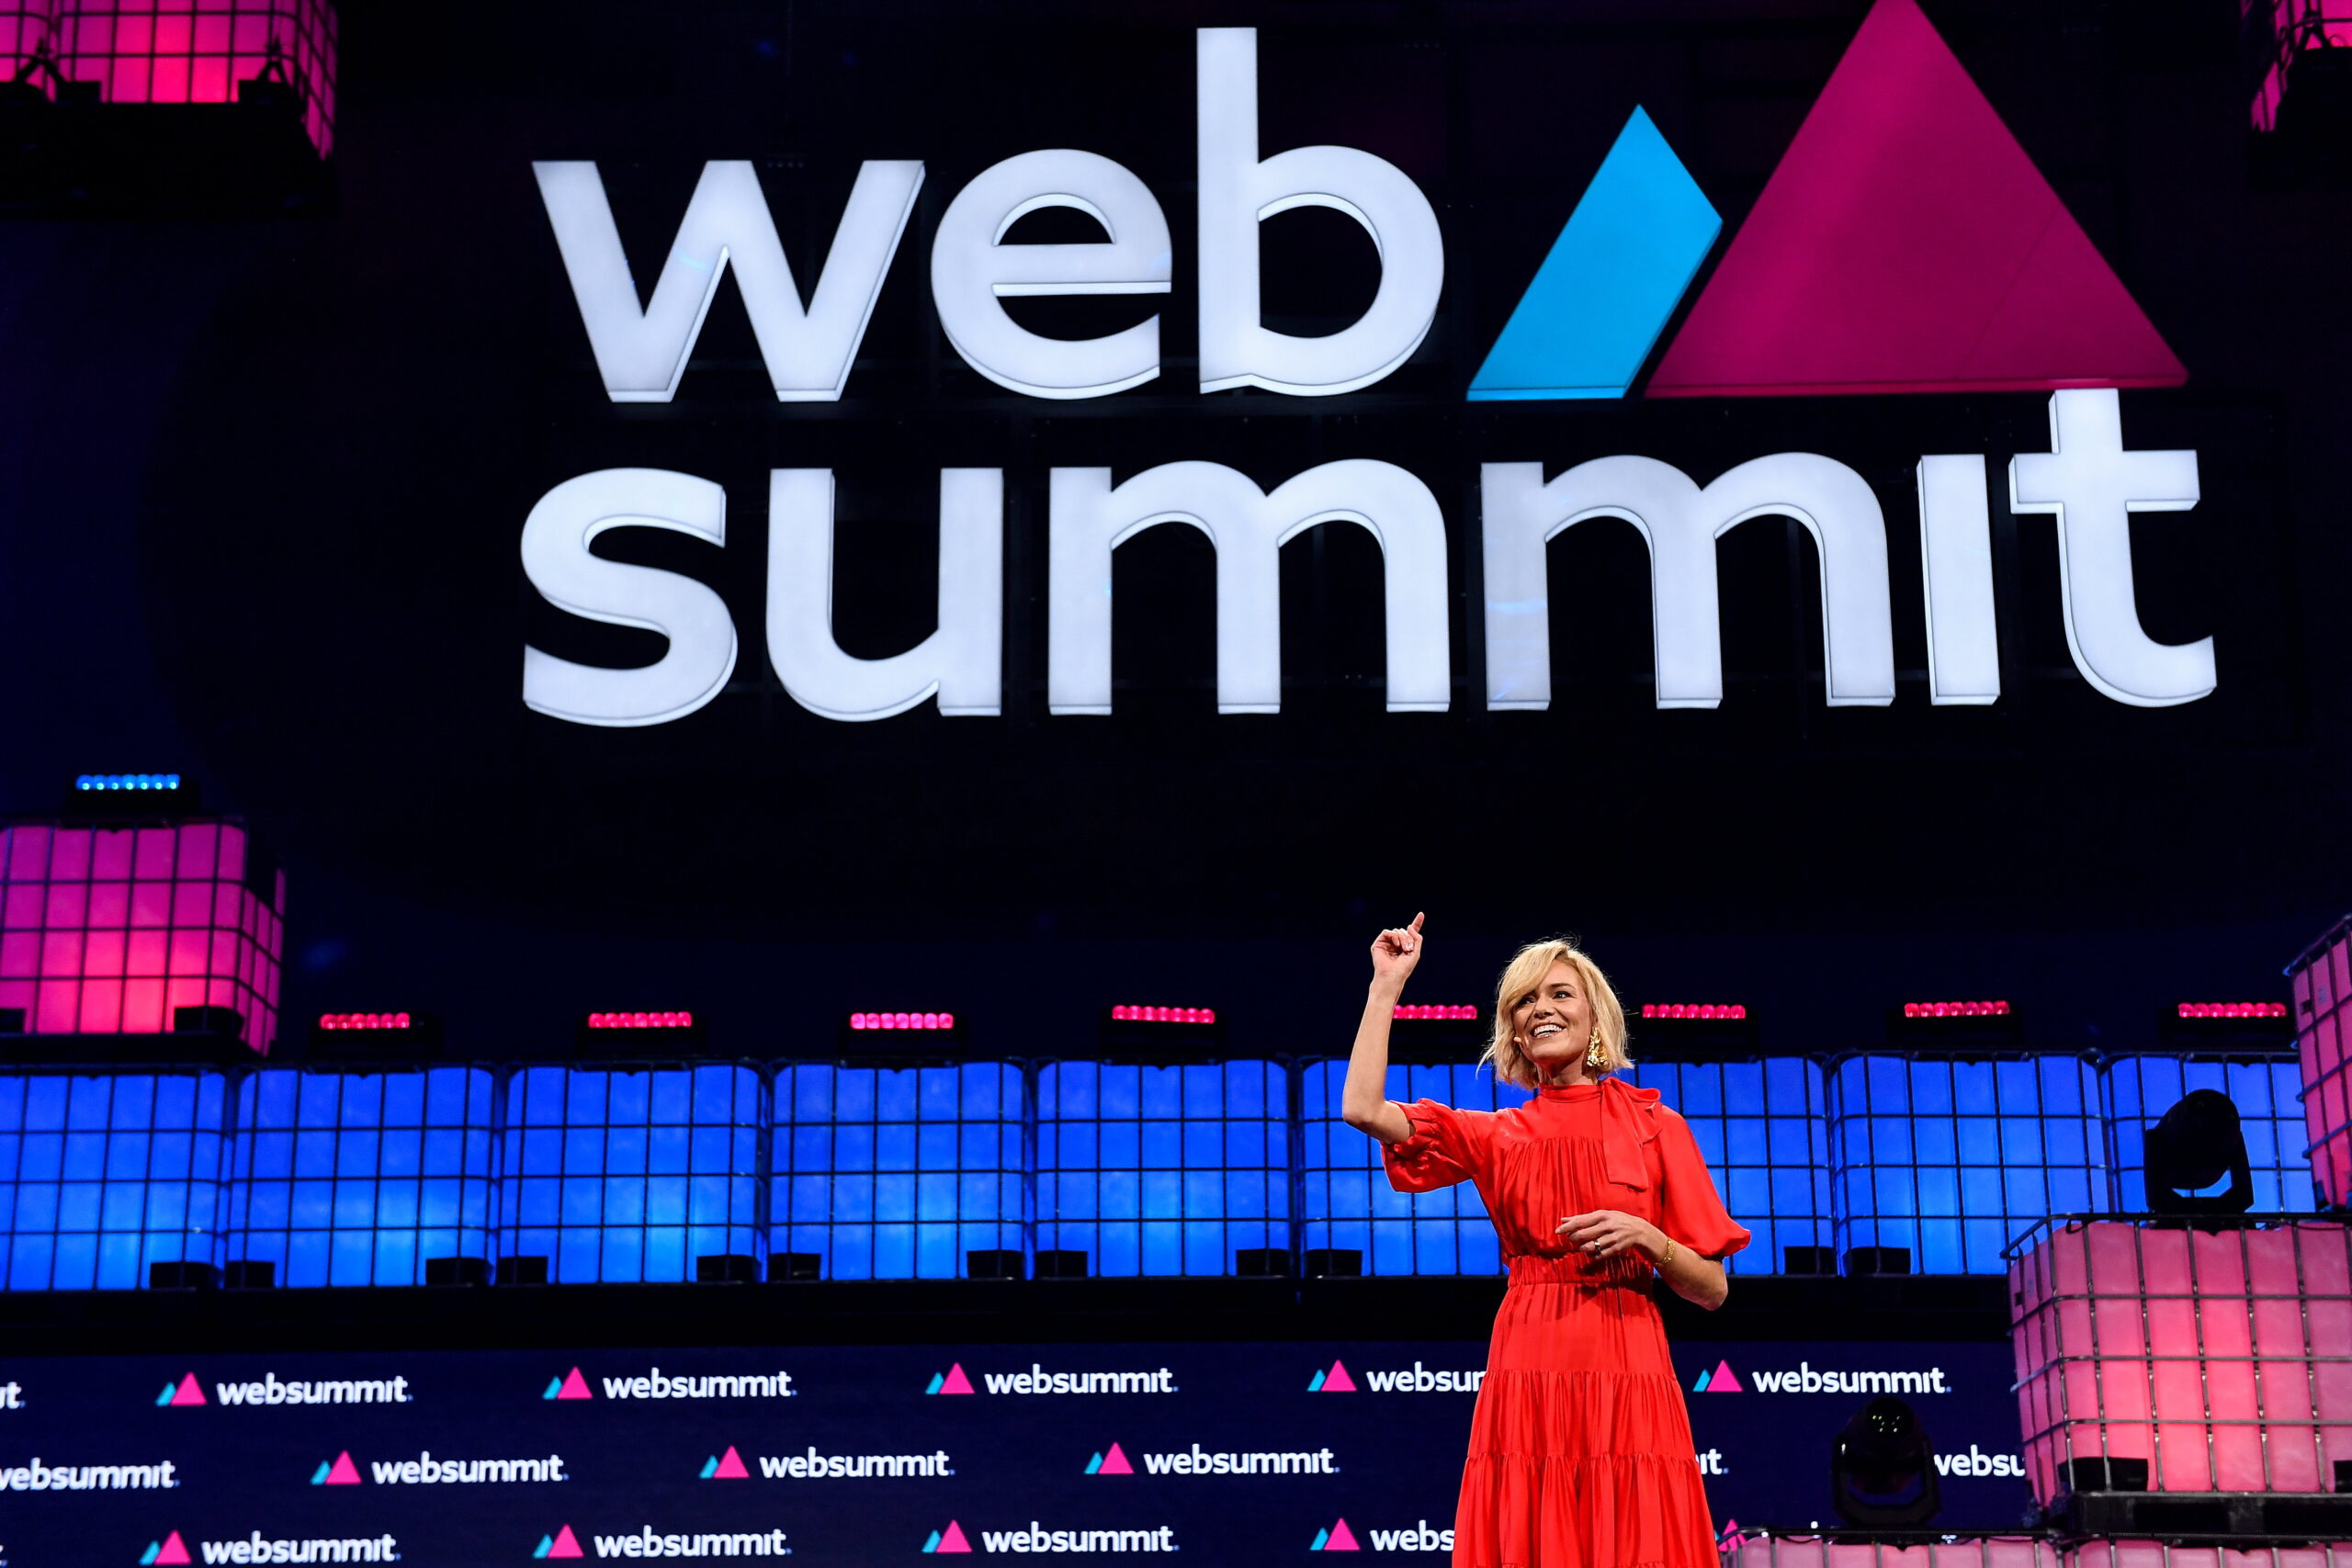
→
(1384, 1076, 1751, 1568)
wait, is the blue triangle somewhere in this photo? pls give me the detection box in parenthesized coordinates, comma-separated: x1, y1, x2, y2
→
(1468, 107, 1720, 401)
(1085, 1453, 1102, 1474)
(700, 1456, 718, 1479)
(923, 1531, 943, 1554)
(534, 1538, 553, 1561)
(924, 1371, 944, 1395)
(142, 1545, 162, 1566)
(1306, 1368, 1325, 1393)
(1310, 1529, 1330, 1551)
(543, 1375, 563, 1400)
(1692, 1367, 1712, 1393)
(156, 1382, 176, 1406)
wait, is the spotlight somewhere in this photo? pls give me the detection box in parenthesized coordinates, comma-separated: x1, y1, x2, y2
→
(1829, 1396, 1942, 1527)
(2143, 1089, 2254, 1215)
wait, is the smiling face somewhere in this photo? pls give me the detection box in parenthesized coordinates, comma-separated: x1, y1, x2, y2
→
(1510, 960, 1596, 1081)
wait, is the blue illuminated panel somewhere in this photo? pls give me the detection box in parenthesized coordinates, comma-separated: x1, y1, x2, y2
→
(770, 1062, 1023, 1280)
(2103, 1055, 2319, 1213)
(498, 1065, 763, 1282)
(226, 1067, 495, 1286)
(1299, 1062, 1531, 1275)
(1623, 1058, 1830, 1275)
(1827, 1055, 2106, 1274)
(1037, 1061, 1287, 1276)
(0, 1069, 226, 1289)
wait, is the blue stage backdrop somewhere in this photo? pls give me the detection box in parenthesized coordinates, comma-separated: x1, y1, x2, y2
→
(0, 1340, 2028, 1563)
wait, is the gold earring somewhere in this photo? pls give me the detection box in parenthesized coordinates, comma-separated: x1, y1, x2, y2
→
(1585, 1030, 1605, 1069)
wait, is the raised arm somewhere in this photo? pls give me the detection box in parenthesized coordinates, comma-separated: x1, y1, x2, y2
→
(1340, 912, 1422, 1145)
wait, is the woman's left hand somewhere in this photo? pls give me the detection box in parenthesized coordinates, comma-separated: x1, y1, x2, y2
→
(1556, 1210, 1657, 1259)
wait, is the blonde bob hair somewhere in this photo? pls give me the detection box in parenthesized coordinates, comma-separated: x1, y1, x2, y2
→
(1480, 939, 1632, 1089)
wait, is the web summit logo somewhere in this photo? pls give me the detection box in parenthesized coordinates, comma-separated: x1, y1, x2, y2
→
(925, 1362, 1177, 1395)
(1693, 1359, 1951, 1395)
(545, 1366, 794, 1401)
(1468, 0, 2179, 401)
(923, 1522, 1176, 1555)
(1308, 1359, 1483, 1393)
(142, 1530, 399, 1563)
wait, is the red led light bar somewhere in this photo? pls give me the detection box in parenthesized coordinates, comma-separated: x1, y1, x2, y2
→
(849, 1011, 956, 1031)
(2177, 1002, 2289, 1020)
(587, 1011, 694, 1029)
(1640, 1004, 1747, 1021)
(1902, 1000, 2011, 1019)
(318, 1012, 410, 1031)
(1110, 1006, 1216, 1024)
(1393, 1005, 1477, 1021)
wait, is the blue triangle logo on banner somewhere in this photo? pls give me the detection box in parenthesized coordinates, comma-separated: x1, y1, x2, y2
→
(1468, 107, 1720, 401)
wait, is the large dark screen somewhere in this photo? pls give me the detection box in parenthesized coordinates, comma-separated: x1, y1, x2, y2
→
(1, 0, 2344, 1049)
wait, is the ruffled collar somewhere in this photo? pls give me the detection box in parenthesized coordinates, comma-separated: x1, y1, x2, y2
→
(1532, 1075, 1661, 1190)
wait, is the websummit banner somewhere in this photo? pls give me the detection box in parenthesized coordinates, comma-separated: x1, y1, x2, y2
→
(0, 1340, 2029, 1564)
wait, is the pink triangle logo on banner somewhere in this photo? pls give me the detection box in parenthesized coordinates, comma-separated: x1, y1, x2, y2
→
(556, 1368, 593, 1400)
(1097, 1442, 1134, 1475)
(546, 1524, 585, 1559)
(152, 1532, 193, 1565)
(1704, 1359, 1744, 1393)
(1324, 1519, 1362, 1551)
(712, 1445, 750, 1479)
(169, 1373, 207, 1406)
(1320, 1359, 1357, 1393)
(324, 1450, 363, 1483)
(1647, 0, 2185, 397)
(937, 1363, 975, 1395)
(934, 1521, 974, 1553)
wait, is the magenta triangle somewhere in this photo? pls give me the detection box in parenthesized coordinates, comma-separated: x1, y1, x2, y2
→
(1708, 1359, 1744, 1393)
(1097, 1441, 1133, 1475)
(1325, 1519, 1362, 1551)
(170, 1373, 207, 1406)
(324, 1450, 362, 1484)
(1320, 1359, 1357, 1393)
(1647, 0, 2184, 397)
(937, 1362, 975, 1395)
(936, 1521, 973, 1553)
(548, 1525, 585, 1560)
(556, 1368, 593, 1400)
(154, 1533, 193, 1566)
(712, 1445, 750, 1479)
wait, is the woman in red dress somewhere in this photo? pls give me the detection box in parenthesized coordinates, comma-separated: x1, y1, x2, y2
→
(1342, 914, 1749, 1568)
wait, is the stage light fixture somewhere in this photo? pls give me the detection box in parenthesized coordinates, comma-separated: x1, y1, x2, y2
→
(1109, 1005, 1216, 1024)
(1640, 1003, 1747, 1020)
(1829, 1395, 1943, 1527)
(2143, 1088, 2255, 1215)
(848, 1010, 956, 1031)
(74, 773, 182, 792)
(317, 1011, 410, 1030)
(1901, 999, 2009, 1018)
(2176, 1001, 2288, 1019)
(1393, 1004, 1476, 1021)
(586, 1010, 695, 1029)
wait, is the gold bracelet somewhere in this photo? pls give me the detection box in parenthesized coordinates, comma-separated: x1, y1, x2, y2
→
(1659, 1238, 1677, 1269)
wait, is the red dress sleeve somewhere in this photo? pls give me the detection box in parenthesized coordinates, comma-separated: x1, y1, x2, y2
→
(1381, 1099, 1496, 1194)
(1653, 1107, 1752, 1258)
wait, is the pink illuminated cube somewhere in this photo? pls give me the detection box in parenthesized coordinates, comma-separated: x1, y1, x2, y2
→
(2068, 1543, 2352, 1568)
(2251, 1, 2352, 130)
(1731, 1538, 2063, 1568)
(49, 0, 335, 154)
(1, 2, 56, 85)
(0, 819, 285, 1054)
(2290, 916, 2352, 1208)
(2010, 1219, 2352, 1501)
